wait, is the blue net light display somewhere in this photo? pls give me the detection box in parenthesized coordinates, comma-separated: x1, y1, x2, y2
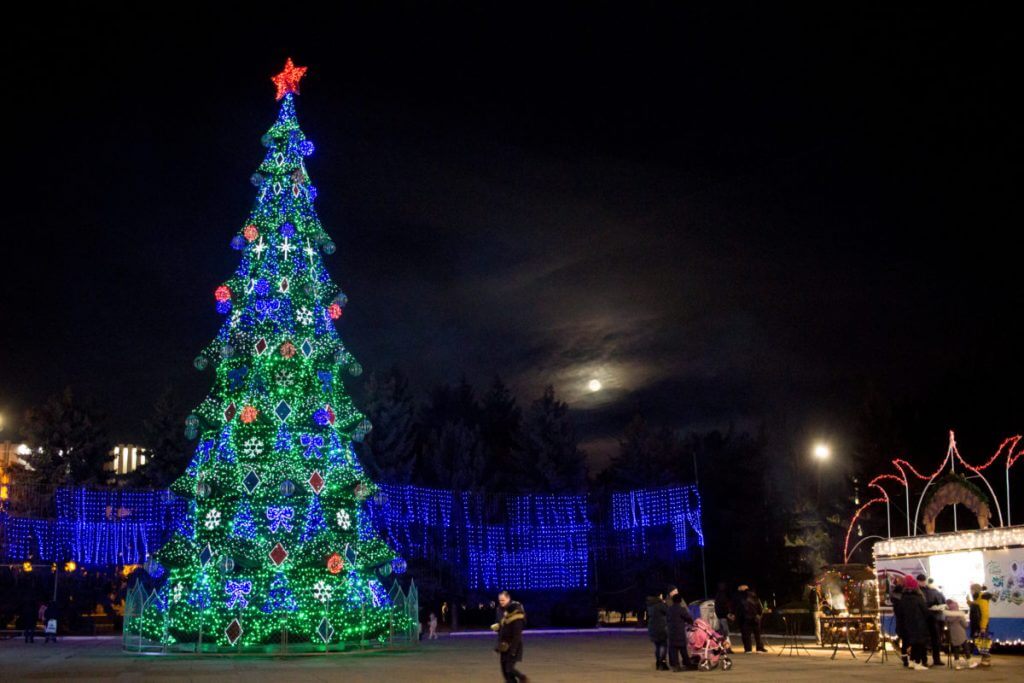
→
(2, 483, 706, 593)
(610, 484, 705, 553)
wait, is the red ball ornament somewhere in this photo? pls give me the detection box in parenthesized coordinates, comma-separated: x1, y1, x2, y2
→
(214, 285, 232, 303)
(280, 341, 297, 359)
(243, 224, 259, 242)
(328, 303, 343, 320)
(240, 406, 258, 424)
(327, 552, 344, 575)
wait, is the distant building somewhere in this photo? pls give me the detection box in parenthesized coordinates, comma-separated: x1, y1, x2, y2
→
(110, 444, 148, 476)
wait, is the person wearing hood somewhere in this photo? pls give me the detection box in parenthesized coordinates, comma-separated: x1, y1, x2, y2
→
(494, 591, 528, 682)
(968, 584, 993, 668)
(646, 592, 669, 671)
(944, 599, 977, 670)
(893, 575, 931, 670)
(713, 582, 733, 644)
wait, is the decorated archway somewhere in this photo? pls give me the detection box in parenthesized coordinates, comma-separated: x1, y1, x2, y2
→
(920, 476, 991, 534)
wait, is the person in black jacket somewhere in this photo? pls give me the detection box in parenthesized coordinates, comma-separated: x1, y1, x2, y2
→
(17, 600, 37, 643)
(894, 576, 932, 670)
(495, 591, 527, 683)
(667, 593, 695, 671)
(917, 574, 945, 666)
(646, 593, 669, 670)
(740, 587, 767, 653)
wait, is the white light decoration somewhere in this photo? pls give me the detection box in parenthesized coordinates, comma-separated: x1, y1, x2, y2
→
(171, 583, 184, 603)
(312, 580, 333, 603)
(336, 509, 352, 530)
(240, 437, 264, 458)
(874, 525, 1024, 558)
(204, 509, 222, 530)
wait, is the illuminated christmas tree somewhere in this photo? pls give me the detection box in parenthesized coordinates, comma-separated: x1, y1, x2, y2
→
(139, 59, 410, 650)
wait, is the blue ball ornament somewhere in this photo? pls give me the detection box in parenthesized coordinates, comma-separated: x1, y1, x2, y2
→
(215, 300, 231, 315)
(279, 221, 296, 237)
(254, 278, 270, 296)
(348, 361, 363, 377)
(194, 355, 209, 370)
(230, 236, 245, 250)
(299, 140, 315, 156)
(220, 343, 235, 359)
(313, 409, 331, 426)
(280, 480, 296, 497)
(261, 134, 272, 148)
(392, 558, 407, 575)
(219, 556, 235, 573)
(307, 185, 318, 200)
(250, 173, 263, 187)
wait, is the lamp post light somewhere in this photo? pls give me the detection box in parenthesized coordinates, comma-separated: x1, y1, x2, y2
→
(812, 442, 831, 504)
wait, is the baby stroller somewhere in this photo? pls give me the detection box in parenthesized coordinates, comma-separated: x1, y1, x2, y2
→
(687, 618, 733, 671)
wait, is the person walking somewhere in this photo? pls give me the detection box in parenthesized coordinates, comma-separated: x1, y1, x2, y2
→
(917, 574, 945, 666)
(890, 579, 910, 667)
(894, 576, 931, 670)
(17, 600, 37, 643)
(740, 588, 767, 653)
(646, 592, 669, 671)
(428, 612, 438, 640)
(944, 599, 977, 670)
(494, 591, 528, 682)
(713, 582, 733, 648)
(667, 593, 695, 671)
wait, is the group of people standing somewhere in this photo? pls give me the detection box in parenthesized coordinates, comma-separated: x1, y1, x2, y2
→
(645, 585, 696, 671)
(892, 573, 993, 670)
(15, 599, 59, 643)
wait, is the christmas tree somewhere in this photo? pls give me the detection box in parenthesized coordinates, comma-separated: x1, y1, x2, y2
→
(139, 59, 410, 650)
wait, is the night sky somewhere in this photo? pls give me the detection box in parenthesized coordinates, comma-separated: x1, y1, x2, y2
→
(2, 5, 1020, 468)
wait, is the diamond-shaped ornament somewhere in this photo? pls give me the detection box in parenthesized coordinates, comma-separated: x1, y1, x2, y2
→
(300, 339, 314, 358)
(242, 469, 261, 494)
(199, 542, 214, 567)
(279, 277, 289, 293)
(255, 338, 268, 355)
(308, 470, 325, 495)
(344, 544, 357, 565)
(269, 542, 289, 566)
(225, 618, 243, 646)
(224, 403, 237, 421)
(275, 401, 291, 422)
(317, 617, 334, 643)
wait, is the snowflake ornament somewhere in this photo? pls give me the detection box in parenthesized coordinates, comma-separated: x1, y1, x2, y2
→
(241, 437, 264, 458)
(171, 583, 184, 603)
(275, 369, 296, 387)
(296, 306, 314, 325)
(312, 580, 334, 603)
(336, 509, 352, 530)
(204, 509, 222, 530)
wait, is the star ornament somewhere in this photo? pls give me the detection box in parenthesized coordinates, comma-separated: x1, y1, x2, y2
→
(272, 58, 308, 100)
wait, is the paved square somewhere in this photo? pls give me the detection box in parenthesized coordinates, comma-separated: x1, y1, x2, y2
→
(1, 632, 1021, 682)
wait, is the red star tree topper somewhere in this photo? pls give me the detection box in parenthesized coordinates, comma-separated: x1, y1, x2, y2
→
(272, 58, 308, 100)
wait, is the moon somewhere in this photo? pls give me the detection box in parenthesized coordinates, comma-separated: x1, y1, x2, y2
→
(587, 379, 603, 392)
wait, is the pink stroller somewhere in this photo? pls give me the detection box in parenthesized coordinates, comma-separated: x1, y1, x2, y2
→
(687, 618, 733, 671)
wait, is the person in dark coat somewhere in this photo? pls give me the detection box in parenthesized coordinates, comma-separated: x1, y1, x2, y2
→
(667, 593, 695, 671)
(917, 574, 945, 666)
(494, 591, 527, 683)
(713, 582, 733, 645)
(890, 580, 910, 667)
(17, 600, 37, 643)
(645, 593, 669, 670)
(740, 588, 767, 653)
(894, 576, 931, 670)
